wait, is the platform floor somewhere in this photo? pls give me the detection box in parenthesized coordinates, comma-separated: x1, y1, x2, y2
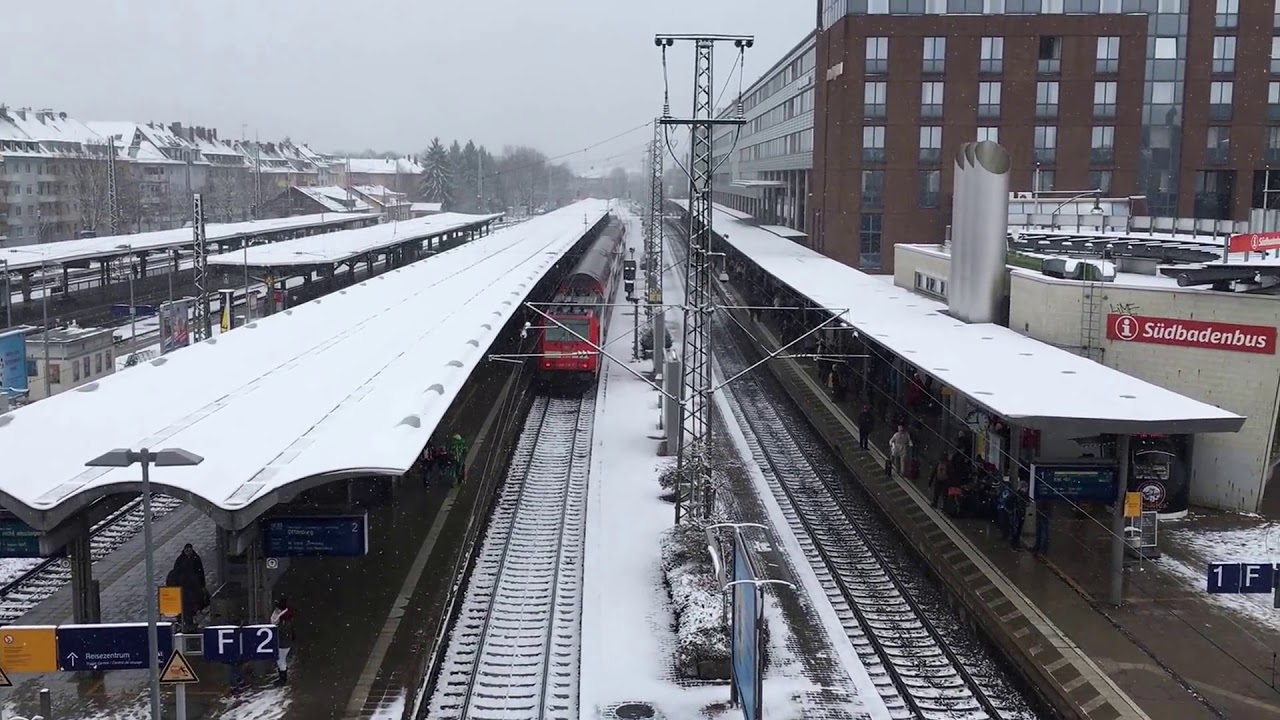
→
(762, 305, 1280, 720)
(1, 357, 521, 720)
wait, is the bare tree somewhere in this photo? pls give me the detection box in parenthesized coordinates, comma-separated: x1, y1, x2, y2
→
(66, 156, 111, 235)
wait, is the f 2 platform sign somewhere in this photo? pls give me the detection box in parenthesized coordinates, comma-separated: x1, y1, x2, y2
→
(201, 625, 278, 663)
(1207, 562, 1276, 594)
(262, 513, 368, 557)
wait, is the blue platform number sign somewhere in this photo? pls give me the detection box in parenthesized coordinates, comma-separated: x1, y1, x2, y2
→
(731, 536, 761, 720)
(1207, 563, 1276, 594)
(0, 328, 28, 396)
(202, 625, 278, 663)
(261, 514, 369, 557)
(57, 622, 174, 672)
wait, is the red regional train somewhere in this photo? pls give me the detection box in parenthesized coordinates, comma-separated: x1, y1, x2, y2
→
(537, 219, 627, 386)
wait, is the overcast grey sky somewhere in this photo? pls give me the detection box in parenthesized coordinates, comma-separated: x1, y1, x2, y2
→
(3, 1, 813, 170)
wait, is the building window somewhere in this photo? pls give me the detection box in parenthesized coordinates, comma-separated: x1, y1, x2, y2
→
(980, 37, 1003, 74)
(1038, 36, 1062, 74)
(919, 170, 941, 208)
(1096, 36, 1120, 74)
(923, 37, 946, 73)
(862, 125, 886, 164)
(1091, 126, 1115, 164)
(865, 81, 887, 119)
(1272, 37, 1280, 74)
(49, 363, 60, 385)
(1212, 36, 1236, 75)
(978, 81, 1001, 119)
(978, 126, 999, 143)
(1035, 169, 1056, 193)
(1267, 127, 1280, 164)
(95, 353, 102, 374)
(1194, 170, 1234, 220)
(82, 356, 90, 379)
(914, 271, 948, 301)
(1207, 126, 1231, 166)
(860, 214, 883, 270)
(72, 360, 80, 383)
(1216, 0, 1238, 29)
(1036, 81, 1059, 119)
(1270, 82, 1280, 120)
(861, 170, 885, 209)
(1089, 170, 1113, 194)
(1210, 81, 1234, 121)
(1093, 81, 1117, 119)
(921, 81, 945, 118)
(920, 126, 942, 164)
(866, 37, 889, 75)
(1034, 126, 1057, 164)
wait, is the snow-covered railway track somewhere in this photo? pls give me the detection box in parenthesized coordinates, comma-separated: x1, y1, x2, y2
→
(427, 394, 595, 720)
(715, 330, 1037, 720)
(0, 495, 184, 623)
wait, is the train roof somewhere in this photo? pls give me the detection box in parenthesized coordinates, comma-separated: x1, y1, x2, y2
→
(566, 220, 624, 288)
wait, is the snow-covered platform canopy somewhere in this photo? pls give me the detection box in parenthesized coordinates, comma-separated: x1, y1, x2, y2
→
(207, 212, 502, 268)
(0, 213, 377, 272)
(0, 200, 611, 532)
(678, 201, 1245, 437)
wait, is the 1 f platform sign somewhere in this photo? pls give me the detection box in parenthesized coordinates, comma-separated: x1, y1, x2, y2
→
(1207, 563, 1276, 594)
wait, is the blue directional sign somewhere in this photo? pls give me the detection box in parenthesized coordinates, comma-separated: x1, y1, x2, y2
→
(57, 622, 173, 672)
(0, 518, 43, 558)
(202, 624, 278, 663)
(262, 514, 369, 557)
(1207, 563, 1276, 594)
(1031, 463, 1119, 503)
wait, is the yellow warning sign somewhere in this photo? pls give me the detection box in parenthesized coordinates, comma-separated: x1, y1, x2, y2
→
(159, 650, 199, 684)
(158, 586, 183, 618)
(0, 626, 58, 673)
(0, 664, 11, 687)
(1124, 491, 1144, 519)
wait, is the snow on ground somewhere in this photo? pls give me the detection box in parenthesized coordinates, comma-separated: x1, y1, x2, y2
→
(1161, 520, 1280, 633)
(578, 207, 865, 719)
(0, 557, 41, 587)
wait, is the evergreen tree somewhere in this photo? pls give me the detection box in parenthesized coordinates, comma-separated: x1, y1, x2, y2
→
(457, 141, 480, 213)
(446, 140, 466, 210)
(419, 138, 453, 207)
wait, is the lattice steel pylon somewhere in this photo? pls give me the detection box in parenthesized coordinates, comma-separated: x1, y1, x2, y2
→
(657, 33, 752, 524)
(106, 135, 120, 236)
(645, 121, 664, 310)
(192, 193, 212, 341)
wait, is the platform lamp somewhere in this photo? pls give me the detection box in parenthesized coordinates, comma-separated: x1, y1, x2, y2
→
(85, 447, 204, 720)
(115, 244, 136, 348)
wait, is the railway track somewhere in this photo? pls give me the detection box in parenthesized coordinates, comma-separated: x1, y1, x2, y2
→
(714, 317, 1038, 720)
(426, 394, 594, 720)
(0, 495, 184, 624)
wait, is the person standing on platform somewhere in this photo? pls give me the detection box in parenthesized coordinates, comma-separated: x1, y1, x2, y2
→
(857, 404, 874, 451)
(1033, 491, 1054, 555)
(271, 597, 296, 685)
(171, 543, 207, 631)
(1008, 482, 1029, 550)
(888, 424, 912, 477)
(448, 434, 468, 485)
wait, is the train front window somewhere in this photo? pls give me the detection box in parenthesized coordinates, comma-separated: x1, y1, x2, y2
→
(546, 319, 590, 342)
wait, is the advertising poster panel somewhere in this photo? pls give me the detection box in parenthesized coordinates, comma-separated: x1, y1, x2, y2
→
(159, 299, 192, 355)
(0, 328, 29, 395)
(732, 536, 761, 720)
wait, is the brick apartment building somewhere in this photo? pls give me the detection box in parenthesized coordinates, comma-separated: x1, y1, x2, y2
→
(809, 0, 1280, 272)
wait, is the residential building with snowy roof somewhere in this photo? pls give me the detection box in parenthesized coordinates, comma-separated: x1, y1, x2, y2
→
(344, 157, 423, 197)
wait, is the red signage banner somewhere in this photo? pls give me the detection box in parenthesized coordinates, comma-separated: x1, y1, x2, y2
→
(1107, 314, 1277, 355)
(1228, 232, 1280, 253)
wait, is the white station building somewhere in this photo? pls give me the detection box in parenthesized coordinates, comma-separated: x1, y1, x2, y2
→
(896, 147, 1280, 515)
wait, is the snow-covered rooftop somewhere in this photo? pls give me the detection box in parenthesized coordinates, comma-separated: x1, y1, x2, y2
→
(208, 212, 503, 267)
(412, 202, 443, 214)
(346, 157, 423, 175)
(0, 200, 611, 531)
(0, 213, 377, 272)
(295, 185, 373, 213)
(682, 201, 1245, 436)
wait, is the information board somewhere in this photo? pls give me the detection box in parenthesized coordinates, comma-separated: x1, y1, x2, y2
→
(261, 514, 369, 557)
(0, 518, 42, 558)
(1030, 463, 1119, 504)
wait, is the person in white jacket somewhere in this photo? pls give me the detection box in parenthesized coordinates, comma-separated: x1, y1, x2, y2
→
(888, 425, 912, 477)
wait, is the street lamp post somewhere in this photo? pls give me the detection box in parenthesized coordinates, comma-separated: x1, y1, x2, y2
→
(84, 448, 204, 720)
(116, 245, 136, 348)
(41, 260, 50, 399)
(243, 241, 251, 322)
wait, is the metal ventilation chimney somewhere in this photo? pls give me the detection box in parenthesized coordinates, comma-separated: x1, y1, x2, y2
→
(948, 140, 1010, 324)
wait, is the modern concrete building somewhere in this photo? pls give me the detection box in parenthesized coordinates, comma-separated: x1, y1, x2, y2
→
(712, 32, 817, 235)
(810, 0, 1280, 272)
